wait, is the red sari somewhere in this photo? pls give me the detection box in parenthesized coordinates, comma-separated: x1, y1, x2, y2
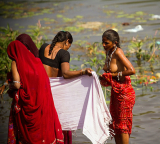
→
(7, 40, 64, 144)
(100, 73, 135, 136)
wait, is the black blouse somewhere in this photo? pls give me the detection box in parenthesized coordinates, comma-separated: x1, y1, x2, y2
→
(39, 43, 70, 70)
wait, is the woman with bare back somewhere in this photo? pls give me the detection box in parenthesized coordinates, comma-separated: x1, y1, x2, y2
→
(39, 31, 92, 144)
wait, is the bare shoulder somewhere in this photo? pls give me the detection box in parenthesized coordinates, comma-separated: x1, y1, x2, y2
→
(115, 47, 124, 56)
(45, 44, 50, 51)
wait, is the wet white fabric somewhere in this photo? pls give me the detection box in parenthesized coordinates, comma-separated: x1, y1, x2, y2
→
(49, 71, 112, 144)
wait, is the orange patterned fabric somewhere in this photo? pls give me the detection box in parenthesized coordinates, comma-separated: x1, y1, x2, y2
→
(100, 73, 135, 136)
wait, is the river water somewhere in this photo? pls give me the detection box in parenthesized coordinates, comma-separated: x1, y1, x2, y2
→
(0, 0, 160, 143)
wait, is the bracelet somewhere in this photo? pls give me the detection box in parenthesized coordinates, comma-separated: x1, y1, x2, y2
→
(117, 71, 122, 81)
(82, 69, 86, 75)
(13, 81, 20, 83)
(80, 70, 83, 75)
(3, 82, 8, 86)
(119, 71, 122, 77)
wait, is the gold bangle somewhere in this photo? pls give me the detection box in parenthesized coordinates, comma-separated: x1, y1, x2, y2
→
(80, 70, 83, 75)
(3, 82, 8, 86)
(82, 69, 86, 75)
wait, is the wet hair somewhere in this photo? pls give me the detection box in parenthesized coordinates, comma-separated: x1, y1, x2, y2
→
(102, 29, 120, 48)
(49, 31, 73, 55)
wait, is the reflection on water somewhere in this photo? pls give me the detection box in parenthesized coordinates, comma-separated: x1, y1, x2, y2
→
(0, 0, 160, 143)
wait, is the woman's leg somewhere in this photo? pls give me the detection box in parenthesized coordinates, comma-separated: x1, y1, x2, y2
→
(115, 133, 129, 144)
(62, 131, 72, 144)
(63, 131, 68, 144)
(68, 131, 72, 144)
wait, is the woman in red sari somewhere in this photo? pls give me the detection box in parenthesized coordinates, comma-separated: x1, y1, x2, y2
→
(7, 34, 64, 144)
(99, 29, 136, 144)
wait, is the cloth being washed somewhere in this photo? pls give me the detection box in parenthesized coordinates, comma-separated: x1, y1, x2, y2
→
(50, 71, 112, 144)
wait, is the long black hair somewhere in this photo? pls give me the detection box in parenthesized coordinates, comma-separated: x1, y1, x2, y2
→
(49, 31, 73, 55)
(102, 29, 120, 48)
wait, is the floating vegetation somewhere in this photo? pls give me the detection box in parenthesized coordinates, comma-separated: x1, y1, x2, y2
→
(40, 18, 55, 24)
(77, 22, 103, 30)
(63, 26, 84, 33)
(103, 7, 156, 24)
(73, 40, 88, 47)
(0, 2, 55, 19)
(19, 26, 25, 29)
(103, 10, 115, 16)
(75, 15, 83, 19)
(53, 3, 59, 7)
(56, 14, 83, 23)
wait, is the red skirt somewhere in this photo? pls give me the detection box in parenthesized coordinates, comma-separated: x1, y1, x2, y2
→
(101, 73, 135, 136)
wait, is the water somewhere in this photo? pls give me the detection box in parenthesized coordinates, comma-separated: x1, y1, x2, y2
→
(0, 0, 160, 143)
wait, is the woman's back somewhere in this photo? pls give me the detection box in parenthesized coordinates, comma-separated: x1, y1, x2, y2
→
(39, 43, 70, 77)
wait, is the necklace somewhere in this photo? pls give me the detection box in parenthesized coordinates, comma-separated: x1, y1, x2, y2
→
(105, 46, 117, 72)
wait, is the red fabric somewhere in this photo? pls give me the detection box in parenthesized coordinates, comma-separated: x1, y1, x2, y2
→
(62, 131, 72, 144)
(100, 73, 135, 136)
(16, 33, 39, 57)
(7, 40, 64, 144)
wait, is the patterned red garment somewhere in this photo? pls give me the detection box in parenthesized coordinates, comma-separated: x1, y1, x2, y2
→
(7, 40, 64, 144)
(100, 72, 135, 136)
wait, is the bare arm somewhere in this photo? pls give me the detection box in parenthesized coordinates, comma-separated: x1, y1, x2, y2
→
(61, 62, 92, 79)
(10, 61, 21, 89)
(112, 48, 135, 77)
(0, 80, 8, 94)
(103, 63, 108, 73)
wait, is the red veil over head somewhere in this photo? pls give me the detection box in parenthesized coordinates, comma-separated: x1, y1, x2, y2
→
(16, 33, 39, 58)
(7, 40, 64, 144)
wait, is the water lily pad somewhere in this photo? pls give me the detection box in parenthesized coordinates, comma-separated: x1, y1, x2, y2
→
(57, 14, 63, 18)
(77, 22, 103, 29)
(75, 15, 83, 19)
(63, 26, 84, 33)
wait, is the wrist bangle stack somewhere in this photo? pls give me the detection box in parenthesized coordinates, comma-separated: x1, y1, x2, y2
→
(3, 82, 8, 86)
(81, 69, 86, 75)
(82, 69, 86, 75)
(117, 71, 122, 81)
(80, 70, 83, 75)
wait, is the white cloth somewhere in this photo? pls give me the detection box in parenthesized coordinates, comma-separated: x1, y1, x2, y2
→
(49, 71, 112, 144)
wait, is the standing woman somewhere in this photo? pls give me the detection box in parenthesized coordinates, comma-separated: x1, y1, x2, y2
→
(7, 34, 64, 144)
(99, 29, 136, 144)
(39, 31, 92, 144)
(0, 34, 39, 94)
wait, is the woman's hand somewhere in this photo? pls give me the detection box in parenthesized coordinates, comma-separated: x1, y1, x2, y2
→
(99, 75, 104, 81)
(84, 68, 92, 76)
(0, 85, 5, 95)
(111, 72, 117, 77)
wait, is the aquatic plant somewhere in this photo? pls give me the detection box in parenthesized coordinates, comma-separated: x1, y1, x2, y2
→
(0, 2, 54, 19)
(128, 34, 160, 63)
(0, 24, 19, 78)
(56, 14, 83, 23)
(26, 20, 47, 48)
(0, 21, 46, 78)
